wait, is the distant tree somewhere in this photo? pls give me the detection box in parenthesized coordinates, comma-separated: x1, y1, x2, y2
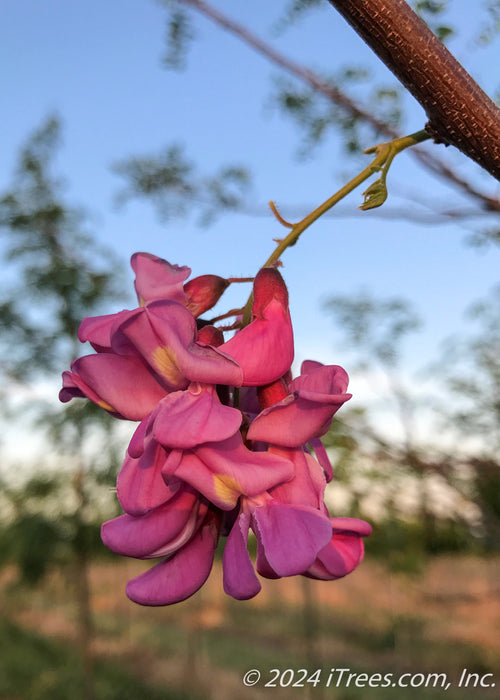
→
(0, 115, 128, 700)
(0, 116, 125, 378)
(322, 290, 481, 568)
(442, 285, 500, 453)
(324, 290, 422, 452)
(437, 285, 500, 548)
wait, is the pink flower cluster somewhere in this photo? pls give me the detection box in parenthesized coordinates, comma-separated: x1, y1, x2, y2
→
(60, 253, 371, 605)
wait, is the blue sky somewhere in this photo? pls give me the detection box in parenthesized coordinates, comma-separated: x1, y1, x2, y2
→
(1, 0, 499, 388)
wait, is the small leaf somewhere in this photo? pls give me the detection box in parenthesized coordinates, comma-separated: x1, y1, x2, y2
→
(359, 178, 388, 210)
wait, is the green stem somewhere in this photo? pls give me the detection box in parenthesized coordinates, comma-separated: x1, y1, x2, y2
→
(241, 129, 430, 326)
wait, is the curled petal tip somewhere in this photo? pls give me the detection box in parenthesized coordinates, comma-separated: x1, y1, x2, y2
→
(131, 252, 191, 305)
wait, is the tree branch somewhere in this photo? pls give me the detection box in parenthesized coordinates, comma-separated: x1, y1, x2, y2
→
(327, 0, 500, 183)
(176, 0, 500, 212)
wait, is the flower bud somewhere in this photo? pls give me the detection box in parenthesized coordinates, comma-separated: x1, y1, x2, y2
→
(197, 324, 225, 347)
(252, 267, 289, 319)
(184, 275, 230, 317)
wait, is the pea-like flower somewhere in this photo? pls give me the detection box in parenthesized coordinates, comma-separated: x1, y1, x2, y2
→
(60, 251, 370, 606)
(223, 444, 371, 600)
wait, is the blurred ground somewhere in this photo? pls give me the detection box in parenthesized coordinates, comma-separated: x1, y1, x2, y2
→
(1, 555, 499, 700)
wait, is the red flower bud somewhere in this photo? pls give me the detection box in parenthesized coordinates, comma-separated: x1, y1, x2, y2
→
(257, 377, 289, 410)
(184, 275, 230, 317)
(198, 324, 225, 348)
(251, 267, 289, 320)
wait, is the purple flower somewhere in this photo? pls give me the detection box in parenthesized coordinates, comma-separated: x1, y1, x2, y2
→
(60, 252, 370, 606)
(60, 303, 243, 417)
(222, 418, 371, 600)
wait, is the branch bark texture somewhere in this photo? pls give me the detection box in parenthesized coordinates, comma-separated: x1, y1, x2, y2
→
(328, 0, 500, 182)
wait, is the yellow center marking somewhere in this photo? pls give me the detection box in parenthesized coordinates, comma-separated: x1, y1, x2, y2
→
(213, 475, 241, 506)
(152, 346, 183, 386)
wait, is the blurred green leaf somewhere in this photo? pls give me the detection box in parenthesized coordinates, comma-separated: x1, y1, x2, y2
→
(162, 7, 195, 69)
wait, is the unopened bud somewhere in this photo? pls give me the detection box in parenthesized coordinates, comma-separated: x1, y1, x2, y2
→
(198, 324, 225, 348)
(257, 377, 289, 410)
(184, 275, 230, 317)
(252, 268, 289, 319)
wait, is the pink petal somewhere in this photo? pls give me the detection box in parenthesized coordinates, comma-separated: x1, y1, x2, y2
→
(147, 301, 243, 386)
(221, 266, 293, 386)
(165, 435, 294, 510)
(125, 511, 220, 606)
(223, 511, 261, 600)
(267, 447, 326, 511)
(255, 538, 280, 580)
(311, 538, 364, 580)
(101, 488, 199, 558)
(252, 501, 333, 577)
(78, 310, 133, 352)
(307, 518, 372, 580)
(221, 298, 294, 386)
(248, 364, 351, 447)
(60, 354, 166, 420)
(300, 359, 324, 375)
(247, 391, 350, 446)
(111, 303, 188, 390)
(148, 501, 209, 559)
(131, 252, 190, 305)
(59, 371, 94, 405)
(308, 438, 334, 482)
(331, 517, 373, 536)
(117, 445, 180, 515)
(114, 300, 242, 389)
(127, 415, 151, 458)
(291, 363, 349, 394)
(152, 384, 242, 449)
(193, 436, 295, 501)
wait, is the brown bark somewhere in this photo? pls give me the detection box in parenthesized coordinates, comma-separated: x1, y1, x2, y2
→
(328, 0, 500, 182)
